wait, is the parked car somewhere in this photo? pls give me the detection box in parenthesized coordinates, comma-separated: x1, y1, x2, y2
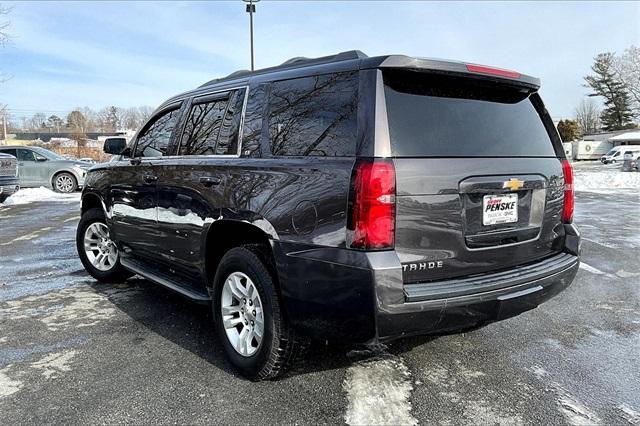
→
(622, 150, 640, 172)
(76, 51, 580, 380)
(0, 152, 20, 203)
(0, 146, 93, 193)
(601, 145, 640, 164)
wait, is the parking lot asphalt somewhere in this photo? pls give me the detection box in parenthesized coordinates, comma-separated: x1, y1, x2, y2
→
(1, 188, 639, 425)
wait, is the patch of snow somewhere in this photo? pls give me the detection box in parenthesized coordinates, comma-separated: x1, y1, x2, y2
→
(558, 395, 601, 425)
(579, 262, 605, 275)
(616, 269, 640, 279)
(574, 168, 640, 192)
(0, 364, 22, 398)
(618, 403, 640, 425)
(1, 187, 80, 206)
(343, 356, 417, 426)
(31, 350, 77, 379)
(0, 285, 138, 331)
(529, 365, 601, 425)
(0, 366, 23, 398)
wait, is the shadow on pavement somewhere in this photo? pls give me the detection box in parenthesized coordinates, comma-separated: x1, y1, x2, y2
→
(88, 277, 439, 380)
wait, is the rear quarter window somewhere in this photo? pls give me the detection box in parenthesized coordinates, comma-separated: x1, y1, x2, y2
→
(267, 71, 358, 157)
(384, 71, 557, 157)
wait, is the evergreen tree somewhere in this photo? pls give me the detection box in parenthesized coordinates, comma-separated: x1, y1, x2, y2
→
(584, 53, 634, 131)
(557, 119, 580, 142)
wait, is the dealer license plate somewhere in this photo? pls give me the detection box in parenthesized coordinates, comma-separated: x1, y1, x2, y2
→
(482, 193, 518, 226)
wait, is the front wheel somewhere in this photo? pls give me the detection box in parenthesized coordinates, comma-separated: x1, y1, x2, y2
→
(76, 208, 132, 282)
(213, 246, 302, 381)
(53, 172, 78, 193)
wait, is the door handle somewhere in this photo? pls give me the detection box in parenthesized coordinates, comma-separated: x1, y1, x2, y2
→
(143, 174, 158, 183)
(199, 176, 221, 187)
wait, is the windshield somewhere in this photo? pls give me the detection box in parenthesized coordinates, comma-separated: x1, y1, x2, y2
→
(383, 71, 557, 157)
(604, 149, 617, 156)
(32, 147, 65, 160)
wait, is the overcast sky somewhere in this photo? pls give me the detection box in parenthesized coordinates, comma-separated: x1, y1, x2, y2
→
(1, 1, 638, 122)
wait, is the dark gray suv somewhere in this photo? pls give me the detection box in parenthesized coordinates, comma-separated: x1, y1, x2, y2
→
(76, 51, 580, 380)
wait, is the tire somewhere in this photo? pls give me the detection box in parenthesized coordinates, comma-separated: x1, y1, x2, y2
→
(76, 207, 132, 282)
(53, 172, 78, 193)
(213, 246, 302, 381)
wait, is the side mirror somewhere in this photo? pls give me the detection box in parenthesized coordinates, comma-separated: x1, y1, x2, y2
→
(35, 155, 47, 162)
(104, 138, 127, 155)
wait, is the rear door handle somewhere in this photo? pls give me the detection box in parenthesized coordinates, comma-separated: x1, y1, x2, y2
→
(143, 174, 157, 183)
(199, 176, 221, 187)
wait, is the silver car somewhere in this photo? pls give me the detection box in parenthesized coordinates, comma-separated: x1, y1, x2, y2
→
(0, 146, 93, 193)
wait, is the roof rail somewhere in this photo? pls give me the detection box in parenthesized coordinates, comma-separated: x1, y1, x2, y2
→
(199, 50, 367, 88)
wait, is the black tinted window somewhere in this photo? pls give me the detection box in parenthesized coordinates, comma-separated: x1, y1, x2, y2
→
(0, 149, 17, 158)
(180, 90, 244, 156)
(241, 84, 268, 157)
(17, 149, 36, 161)
(384, 71, 556, 157)
(268, 72, 358, 157)
(135, 108, 180, 158)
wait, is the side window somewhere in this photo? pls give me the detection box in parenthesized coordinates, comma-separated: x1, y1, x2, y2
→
(135, 108, 181, 158)
(179, 89, 245, 156)
(0, 149, 17, 158)
(267, 71, 358, 157)
(241, 84, 269, 157)
(17, 149, 36, 161)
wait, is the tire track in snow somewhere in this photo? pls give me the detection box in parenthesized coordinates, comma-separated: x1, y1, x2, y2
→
(343, 354, 417, 425)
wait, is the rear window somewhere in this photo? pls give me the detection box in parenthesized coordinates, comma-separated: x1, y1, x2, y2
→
(384, 71, 556, 157)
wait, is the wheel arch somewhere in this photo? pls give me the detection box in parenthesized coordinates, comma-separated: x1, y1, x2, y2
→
(81, 192, 106, 216)
(204, 219, 279, 292)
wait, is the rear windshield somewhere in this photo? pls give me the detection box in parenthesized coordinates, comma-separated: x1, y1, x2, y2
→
(384, 71, 557, 157)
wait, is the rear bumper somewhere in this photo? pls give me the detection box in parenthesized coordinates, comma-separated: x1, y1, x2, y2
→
(273, 223, 580, 344)
(0, 177, 20, 198)
(376, 252, 578, 341)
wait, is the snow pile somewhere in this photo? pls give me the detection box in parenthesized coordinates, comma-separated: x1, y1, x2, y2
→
(1, 187, 80, 206)
(573, 168, 640, 192)
(343, 356, 417, 426)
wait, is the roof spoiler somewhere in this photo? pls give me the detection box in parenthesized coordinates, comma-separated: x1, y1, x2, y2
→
(377, 56, 540, 90)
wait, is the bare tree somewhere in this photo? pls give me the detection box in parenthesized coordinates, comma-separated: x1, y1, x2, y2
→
(574, 98, 601, 135)
(29, 112, 47, 131)
(613, 46, 640, 117)
(138, 106, 154, 124)
(0, 4, 9, 45)
(1, 4, 11, 84)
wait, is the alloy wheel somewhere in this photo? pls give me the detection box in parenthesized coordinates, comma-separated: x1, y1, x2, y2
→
(221, 271, 264, 357)
(55, 174, 75, 193)
(83, 222, 118, 272)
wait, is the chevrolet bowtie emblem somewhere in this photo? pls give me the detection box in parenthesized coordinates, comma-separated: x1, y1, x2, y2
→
(503, 178, 524, 191)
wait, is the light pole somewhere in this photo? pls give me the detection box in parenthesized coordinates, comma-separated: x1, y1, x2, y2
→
(243, 0, 260, 71)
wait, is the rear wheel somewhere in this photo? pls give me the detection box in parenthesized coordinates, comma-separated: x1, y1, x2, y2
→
(213, 246, 301, 381)
(53, 172, 77, 193)
(76, 207, 132, 282)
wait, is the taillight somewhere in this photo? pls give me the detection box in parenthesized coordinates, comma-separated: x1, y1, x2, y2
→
(561, 159, 574, 223)
(347, 158, 396, 250)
